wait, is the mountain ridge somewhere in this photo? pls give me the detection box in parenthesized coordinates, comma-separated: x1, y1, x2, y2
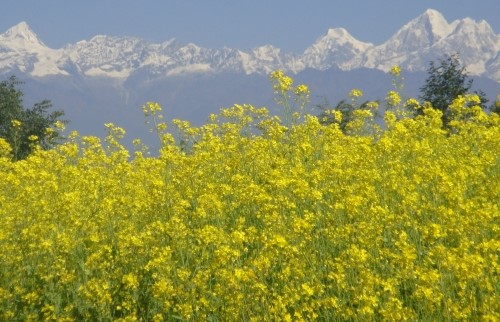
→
(1, 9, 499, 81)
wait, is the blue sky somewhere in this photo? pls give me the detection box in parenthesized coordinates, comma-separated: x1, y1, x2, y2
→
(1, 0, 499, 53)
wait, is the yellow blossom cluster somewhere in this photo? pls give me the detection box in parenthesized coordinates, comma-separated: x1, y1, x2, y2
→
(0, 75, 499, 321)
(11, 119, 22, 128)
(348, 89, 363, 99)
(390, 65, 401, 77)
(386, 90, 402, 107)
(270, 70, 310, 126)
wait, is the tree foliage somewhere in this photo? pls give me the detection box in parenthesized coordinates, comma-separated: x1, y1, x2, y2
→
(317, 99, 376, 132)
(0, 75, 67, 160)
(419, 54, 488, 125)
(491, 96, 500, 115)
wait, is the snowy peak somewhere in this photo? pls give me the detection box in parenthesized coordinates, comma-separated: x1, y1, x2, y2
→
(313, 28, 373, 50)
(360, 8, 499, 76)
(301, 28, 373, 70)
(433, 16, 499, 75)
(1, 21, 46, 47)
(417, 9, 457, 40)
(324, 28, 354, 41)
(383, 8, 456, 53)
(0, 21, 69, 77)
(451, 17, 497, 42)
(4, 21, 38, 39)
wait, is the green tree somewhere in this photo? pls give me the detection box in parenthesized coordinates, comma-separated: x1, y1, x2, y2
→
(317, 99, 353, 130)
(491, 96, 500, 115)
(419, 54, 488, 126)
(0, 75, 67, 160)
(317, 98, 377, 133)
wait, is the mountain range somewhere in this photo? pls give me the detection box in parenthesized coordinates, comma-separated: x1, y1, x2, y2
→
(1, 9, 499, 80)
(0, 9, 498, 149)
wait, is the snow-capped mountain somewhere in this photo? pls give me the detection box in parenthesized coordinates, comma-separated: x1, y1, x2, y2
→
(362, 9, 460, 70)
(0, 9, 499, 81)
(301, 28, 374, 71)
(431, 17, 499, 75)
(363, 9, 499, 76)
(0, 22, 69, 77)
(64, 35, 150, 78)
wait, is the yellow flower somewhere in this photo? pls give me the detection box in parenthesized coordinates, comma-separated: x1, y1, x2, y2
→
(366, 101, 379, 110)
(142, 101, 162, 116)
(11, 119, 22, 127)
(270, 70, 294, 93)
(156, 122, 167, 131)
(0, 138, 12, 157)
(0, 73, 498, 321)
(301, 283, 314, 297)
(122, 273, 139, 290)
(404, 98, 420, 109)
(294, 84, 310, 97)
(386, 90, 401, 106)
(334, 110, 343, 123)
(349, 88, 363, 98)
(390, 65, 401, 76)
(54, 120, 66, 131)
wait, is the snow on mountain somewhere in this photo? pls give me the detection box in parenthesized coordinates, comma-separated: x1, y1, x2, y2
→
(0, 21, 68, 77)
(166, 63, 213, 77)
(2, 21, 47, 47)
(362, 9, 459, 70)
(485, 52, 500, 81)
(64, 35, 150, 78)
(432, 18, 500, 75)
(0, 10, 499, 81)
(231, 45, 287, 74)
(301, 28, 374, 71)
(359, 9, 499, 79)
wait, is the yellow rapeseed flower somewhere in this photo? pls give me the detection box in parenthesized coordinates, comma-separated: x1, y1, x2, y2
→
(390, 65, 401, 76)
(349, 88, 363, 98)
(386, 90, 402, 106)
(294, 84, 310, 97)
(0, 74, 498, 321)
(270, 70, 294, 93)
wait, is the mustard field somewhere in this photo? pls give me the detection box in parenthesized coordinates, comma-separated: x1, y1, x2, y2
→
(0, 73, 499, 321)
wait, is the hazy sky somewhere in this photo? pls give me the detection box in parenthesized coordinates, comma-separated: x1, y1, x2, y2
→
(1, 0, 499, 53)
